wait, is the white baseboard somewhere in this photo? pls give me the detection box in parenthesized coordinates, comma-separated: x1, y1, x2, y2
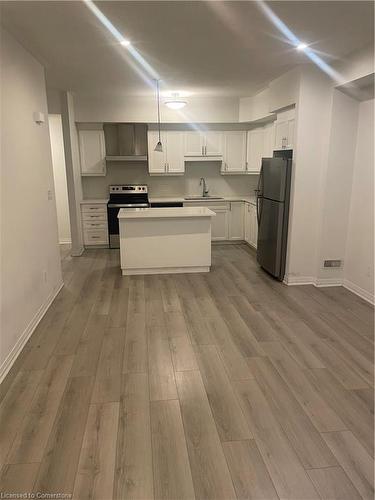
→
(342, 279, 375, 305)
(0, 281, 64, 384)
(315, 277, 343, 287)
(283, 276, 316, 285)
(284, 274, 374, 305)
(59, 238, 71, 244)
(122, 265, 210, 276)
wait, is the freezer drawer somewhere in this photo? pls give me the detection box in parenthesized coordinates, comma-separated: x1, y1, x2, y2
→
(256, 198, 286, 279)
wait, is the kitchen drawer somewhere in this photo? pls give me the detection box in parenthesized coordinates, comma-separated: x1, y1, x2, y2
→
(183, 201, 229, 210)
(82, 212, 107, 222)
(82, 204, 107, 214)
(83, 229, 108, 245)
(83, 220, 107, 230)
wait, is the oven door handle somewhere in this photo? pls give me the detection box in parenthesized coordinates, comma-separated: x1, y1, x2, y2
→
(108, 203, 149, 208)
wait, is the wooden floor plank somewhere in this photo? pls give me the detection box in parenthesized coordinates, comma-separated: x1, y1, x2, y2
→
(307, 466, 362, 500)
(150, 399, 196, 500)
(70, 313, 107, 378)
(235, 378, 320, 500)
(0, 463, 40, 494)
(195, 344, 252, 442)
(8, 355, 74, 464)
(175, 370, 236, 500)
(306, 368, 374, 457)
(248, 357, 338, 469)
(33, 375, 94, 494)
(114, 373, 154, 500)
(123, 311, 147, 374)
(261, 342, 346, 432)
(169, 336, 198, 372)
(148, 338, 178, 401)
(223, 440, 279, 500)
(73, 402, 119, 500)
(321, 430, 374, 500)
(0, 370, 43, 470)
(91, 327, 125, 403)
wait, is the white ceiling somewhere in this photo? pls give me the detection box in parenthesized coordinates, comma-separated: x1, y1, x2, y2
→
(1, 1, 374, 97)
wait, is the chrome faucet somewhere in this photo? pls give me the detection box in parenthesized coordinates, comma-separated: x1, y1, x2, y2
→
(200, 177, 209, 197)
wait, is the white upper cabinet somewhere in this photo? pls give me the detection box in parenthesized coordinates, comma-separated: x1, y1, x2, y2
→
(222, 131, 247, 173)
(184, 131, 204, 156)
(165, 131, 185, 173)
(274, 108, 295, 150)
(148, 131, 184, 175)
(205, 131, 224, 156)
(79, 129, 106, 176)
(184, 131, 223, 157)
(246, 128, 264, 173)
(262, 122, 275, 157)
(148, 130, 167, 174)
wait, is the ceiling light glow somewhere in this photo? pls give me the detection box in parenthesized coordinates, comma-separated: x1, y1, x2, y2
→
(165, 100, 187, 110)
(296, 42, 307, 51)
(121, 39, 131, 47)
(164, 91, 188, 109)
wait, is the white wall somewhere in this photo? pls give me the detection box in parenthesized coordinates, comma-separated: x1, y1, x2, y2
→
(0, 29, 62, 380)
(345, 99, 374, 301)
(82, 162, 259, 199)
(74, 94, 239, 123)
(316, 90, 359, 283)
(286, 66, 334, 282)
(335, 44, 374, 85)
(49, 114, 71, 244)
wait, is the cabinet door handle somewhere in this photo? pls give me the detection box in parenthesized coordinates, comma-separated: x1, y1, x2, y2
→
(245, 161, 248, 171)
(202, 146, 204, 155)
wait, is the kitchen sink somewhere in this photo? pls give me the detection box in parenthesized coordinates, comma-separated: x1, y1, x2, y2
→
(184, 196, 224, 200)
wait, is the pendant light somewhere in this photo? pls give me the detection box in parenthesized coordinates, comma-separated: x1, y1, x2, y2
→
(154, 79, 163, 152)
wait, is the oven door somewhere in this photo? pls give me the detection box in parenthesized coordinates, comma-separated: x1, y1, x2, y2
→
(107, 203, 149, 249)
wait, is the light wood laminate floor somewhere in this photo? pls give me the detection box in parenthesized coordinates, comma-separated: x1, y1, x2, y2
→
(0, 244, 373, 499)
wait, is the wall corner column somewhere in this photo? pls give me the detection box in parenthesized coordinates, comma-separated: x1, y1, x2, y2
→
(60, 91, 84, 256)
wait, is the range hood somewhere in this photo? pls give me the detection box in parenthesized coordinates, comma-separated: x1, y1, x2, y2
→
(104, 123, 148, 161)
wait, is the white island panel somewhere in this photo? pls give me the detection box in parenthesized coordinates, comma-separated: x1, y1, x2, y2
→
(118, 207, 215, 275)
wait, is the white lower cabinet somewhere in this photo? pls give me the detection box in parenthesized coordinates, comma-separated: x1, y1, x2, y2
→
(228, 202, 244, 240)
(183, 201, 247, 242)
(81, 203, 109, 246)
(211, 207, 229, 241)
(244, 202, 258, 248)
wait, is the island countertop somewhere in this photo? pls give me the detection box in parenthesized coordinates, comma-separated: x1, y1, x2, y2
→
(118, 207, 216, 219)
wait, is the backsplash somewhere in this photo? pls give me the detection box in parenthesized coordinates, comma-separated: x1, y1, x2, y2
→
(82, 162, 259, 199)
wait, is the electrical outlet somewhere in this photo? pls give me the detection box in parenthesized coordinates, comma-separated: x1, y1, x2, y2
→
(47, 190, 53, 201)
(43, 270, 48, 283)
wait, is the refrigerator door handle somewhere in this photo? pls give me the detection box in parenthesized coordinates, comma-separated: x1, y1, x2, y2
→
(256, 195, 262, 226)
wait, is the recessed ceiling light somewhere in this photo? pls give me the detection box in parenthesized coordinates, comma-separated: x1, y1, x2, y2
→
(121, 39, 131, 47)
(296, 42, 308, 51)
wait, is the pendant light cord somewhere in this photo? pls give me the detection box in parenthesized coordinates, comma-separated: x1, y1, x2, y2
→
(156, 79, 161, 142)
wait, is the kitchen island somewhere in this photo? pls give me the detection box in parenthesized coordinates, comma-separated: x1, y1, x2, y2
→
(118, 207, 216, 275)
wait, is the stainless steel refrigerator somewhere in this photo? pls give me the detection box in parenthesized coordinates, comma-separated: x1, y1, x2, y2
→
(256, 150, 292, 281)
